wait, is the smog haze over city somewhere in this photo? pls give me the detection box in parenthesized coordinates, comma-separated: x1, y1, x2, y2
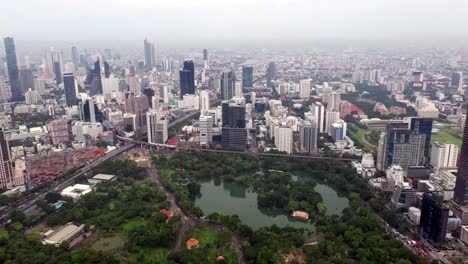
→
(2, 0, 468, 49)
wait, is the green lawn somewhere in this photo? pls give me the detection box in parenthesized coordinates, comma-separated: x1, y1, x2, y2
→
(131, 247, 170, 264)
(347, 123, 378, 154)
(183, 227, 240, 264)
(431, 131, 463, 148)
(89, 233, 126, 255)
(186, 227, 219, 246)
(121, 218, 146, 233)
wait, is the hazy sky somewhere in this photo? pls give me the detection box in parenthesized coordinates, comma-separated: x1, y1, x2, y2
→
(2, 0, 468, 47)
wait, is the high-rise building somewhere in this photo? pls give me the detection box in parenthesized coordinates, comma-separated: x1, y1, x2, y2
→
(323, 92, 341, 111)
(430, 143, 458, 171)
(200, 90, 210, 112)
(381, 118, 433, 171)
(3, 37, 22, 101)
(310, 102, 325, 133)
(199, 115, 213, 146)
(0, 77, 11, 101)
(45, 48, 64, 80)
(47, 119, 71, 145)
(331, 119, 347, 142)
(299, 79, 312, 99)
(71, 45, 79, 67)
(242, 65, 253, 89)
(454, 113, 468, 205)
(221, 127, 247, 150)
(221, 101, 245, 128)
(299, 120, 318, 154)
(179, 70, 192, 98)
(220, 70, 235, 101)
(146, 109, 168, 144)
(0, 128, 14, 189)
(125, 94, 149, 137)
(144, 39, 156, 70)
(275, 126, 293, 154)
(24, 88, 40, 105)
(325, 110, 340, 135)
(85, 59, 102, 95)
(79, 98, 96, 123)
(102, 76, 119, 99)
(128, 74, 139, 95)
(33, 78, 46, 95)
(266, 62, 276, 87)
(451, 72, 463, 91)
(203, 49, 208, 61)
(179, 60, 195, 98)
(420, 192, 449, 243)
(63, 73, 77, 106)
(53, 62, 62, 84)
(103, 61, 110, 78)
(20, 68, 34, 91)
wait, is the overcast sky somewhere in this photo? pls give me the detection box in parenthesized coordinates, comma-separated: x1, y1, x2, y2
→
(2, 0, 468, 48)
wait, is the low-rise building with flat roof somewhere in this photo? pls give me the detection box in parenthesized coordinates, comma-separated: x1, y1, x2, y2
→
(61, 184, 92, 200)
(42, 222, 85, 247)
(88, 173, 117, 184)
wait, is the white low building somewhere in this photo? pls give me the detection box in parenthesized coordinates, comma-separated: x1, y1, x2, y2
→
(60, 184, 92, 200)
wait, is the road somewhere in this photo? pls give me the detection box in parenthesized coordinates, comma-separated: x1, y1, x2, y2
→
(148, 166, 247, 263)
(127, 138, 359, 161)
(1, 104, 204, 224)
(0, 143, 136, 225)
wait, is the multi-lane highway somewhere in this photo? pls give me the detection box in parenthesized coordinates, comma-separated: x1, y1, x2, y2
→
(0, 105, 206, 224)
(0, 143, 136, 224)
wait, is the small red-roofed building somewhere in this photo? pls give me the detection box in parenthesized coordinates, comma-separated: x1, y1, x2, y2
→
(186, 237, 199, 249)
(159, 209, 173, 221)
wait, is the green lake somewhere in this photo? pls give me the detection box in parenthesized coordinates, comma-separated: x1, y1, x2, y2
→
(195, 176, 349, 230)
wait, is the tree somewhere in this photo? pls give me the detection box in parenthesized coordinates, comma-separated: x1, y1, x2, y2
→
(45, 192, 61, 203)
(187, 182, 201, 197)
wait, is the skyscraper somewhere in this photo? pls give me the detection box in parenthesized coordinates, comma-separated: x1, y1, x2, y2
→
(221, 70, 235, 101)
(199, 115, 213, 146)
(242, 65, 253, 89)
(71, 45, 79, 67)
(0, 128, 14, 189)
(454, 113, 468, 205)
(144, 39, 156, 70)
(179, 60, 195, 98)
(275, 126, 294, 154)
(3, 37, 22, 101)
(20, 67, 34, 91)
(53, 62, 62, 84)
(420, 192, 449, 243)
(203, 49, 208, 61)
(381, 118, 433, 171)
(222, 101, 245, 128)
(103, 61, 110, 78)
(200, 90, 210, 112)
(63, 73, 77, 106)
(299, 120, 318, 154)
(85, 59, 102, 95)
(147, 109, 168, 144)
(310, 102, 325, 133)
(266, 62, 276, 87)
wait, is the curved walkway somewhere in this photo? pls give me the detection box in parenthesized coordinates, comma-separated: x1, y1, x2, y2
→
(147, 166, 247, 264)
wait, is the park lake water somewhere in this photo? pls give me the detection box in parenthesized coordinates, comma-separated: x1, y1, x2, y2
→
(195, 174, 349, 230)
